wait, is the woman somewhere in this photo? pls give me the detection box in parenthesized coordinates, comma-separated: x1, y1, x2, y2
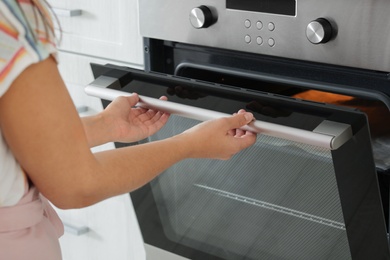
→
(0, 0, 256, 259)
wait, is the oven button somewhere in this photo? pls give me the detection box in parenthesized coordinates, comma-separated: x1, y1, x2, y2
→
(268, 38, 275, 47)
(306, 18, 333, 44)
(245, 19, 251, 28)
(190, 6, 215, 29)
(256, 21, 263, 30)
(268, 22, 275, 31)
(245, 35, 251, 44)
(256, 36, 263, 45)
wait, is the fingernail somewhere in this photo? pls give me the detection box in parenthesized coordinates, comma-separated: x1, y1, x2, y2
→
(244, 113, 253, 121)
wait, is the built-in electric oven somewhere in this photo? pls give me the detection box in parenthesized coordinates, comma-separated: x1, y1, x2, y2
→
(86, 0, 390, 259)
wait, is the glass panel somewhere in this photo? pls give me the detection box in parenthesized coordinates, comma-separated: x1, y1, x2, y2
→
(148, 115, 351, 260)
(94, 64, 388, 259)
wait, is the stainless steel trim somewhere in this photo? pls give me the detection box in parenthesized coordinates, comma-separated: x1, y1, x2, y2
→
(85, 77, 352, 150)
(52, 8, 82, 17)
(313, 120, 352, 150)
(139, 0, 390, 72)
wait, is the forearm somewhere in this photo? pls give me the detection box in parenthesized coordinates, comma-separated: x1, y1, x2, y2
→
(57, 135, 189, 209)
(81, 114, 115, 148)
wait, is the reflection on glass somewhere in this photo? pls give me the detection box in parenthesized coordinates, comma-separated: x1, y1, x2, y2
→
(167, 86, 207, 100)
(246, 100, 292, 118)
(149, 116, 351, 260)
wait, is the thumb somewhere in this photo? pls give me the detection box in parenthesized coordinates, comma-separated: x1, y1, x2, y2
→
(125, 93, 140, 107)
(224, 112, 254, 130)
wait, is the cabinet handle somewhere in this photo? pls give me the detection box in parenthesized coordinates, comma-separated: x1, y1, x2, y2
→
(76, 106, 89, 114)
(52, 8, 82, 17)
(85, 77, 352, 150)
(63, 222, 89, 236)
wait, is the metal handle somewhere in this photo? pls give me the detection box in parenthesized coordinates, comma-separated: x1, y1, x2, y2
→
(63, 222, 89, 236)
(76, 106, 89, 114)
(52, 8, 82, 17)
(85, 78, 352, 150)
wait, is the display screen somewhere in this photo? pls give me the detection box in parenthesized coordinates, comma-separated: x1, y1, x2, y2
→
(227, 0, 296, 16)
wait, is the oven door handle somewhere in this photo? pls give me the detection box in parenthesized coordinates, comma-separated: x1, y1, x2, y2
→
(85, 81, 352, 150)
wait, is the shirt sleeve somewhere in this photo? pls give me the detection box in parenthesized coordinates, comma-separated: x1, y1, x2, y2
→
(0, 0, 57, 97)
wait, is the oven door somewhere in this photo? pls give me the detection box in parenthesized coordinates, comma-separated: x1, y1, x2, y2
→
(88, 64, 390, 260)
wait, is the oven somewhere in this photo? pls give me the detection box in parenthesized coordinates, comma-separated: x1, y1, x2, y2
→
(86, 0, 390, 259)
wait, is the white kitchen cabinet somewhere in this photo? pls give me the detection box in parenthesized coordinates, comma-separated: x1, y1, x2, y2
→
(46, 0, 147, 259)
(53, 52, 146, 260)
(48, 0, 144, 66)
(56, 193, 145, 260)
(55, 51, 142, 115)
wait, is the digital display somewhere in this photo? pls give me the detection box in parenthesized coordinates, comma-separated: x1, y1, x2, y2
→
(227, 0, 296, 16)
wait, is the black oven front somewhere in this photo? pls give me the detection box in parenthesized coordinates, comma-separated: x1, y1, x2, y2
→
(87, 0, 390, 259)
(89, 47, 390, 259)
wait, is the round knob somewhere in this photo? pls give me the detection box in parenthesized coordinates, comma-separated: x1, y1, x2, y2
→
(190, 6, 214, 29)
(306, 18, 333, 44)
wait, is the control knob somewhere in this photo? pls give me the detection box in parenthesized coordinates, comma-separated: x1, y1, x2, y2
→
(306, 18, 333, 44)
(190, 6, 215, 29)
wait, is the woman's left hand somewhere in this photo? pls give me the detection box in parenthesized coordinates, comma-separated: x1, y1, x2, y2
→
(101, 93, 170, 143)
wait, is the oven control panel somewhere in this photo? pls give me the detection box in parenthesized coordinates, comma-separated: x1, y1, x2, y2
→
(139, 0, 390, 72)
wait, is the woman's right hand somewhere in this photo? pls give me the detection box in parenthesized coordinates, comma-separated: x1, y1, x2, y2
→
(177, 109, 257, 160)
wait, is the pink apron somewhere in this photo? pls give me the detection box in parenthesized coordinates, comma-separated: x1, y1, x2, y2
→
(0, 186, 64, 260)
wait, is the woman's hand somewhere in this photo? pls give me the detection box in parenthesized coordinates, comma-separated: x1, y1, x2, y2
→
(177, 109, 257, 160)
(82, 93, 170, 147)
(101, 93, 170, 143)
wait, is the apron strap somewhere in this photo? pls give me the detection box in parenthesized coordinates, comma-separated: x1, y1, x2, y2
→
(0, 187, 64, 237)
(40, 194, 64, 237)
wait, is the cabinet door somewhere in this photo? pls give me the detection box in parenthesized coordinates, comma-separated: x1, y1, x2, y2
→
(55, 194, 145, 260)
(53, 53, 146, 260)
(57, 52, 143, 115)
(54, 142, 145, 260)
(47, 0, 144, 65)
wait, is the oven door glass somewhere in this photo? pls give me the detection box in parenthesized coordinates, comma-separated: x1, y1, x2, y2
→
(90, 64, 390, 260)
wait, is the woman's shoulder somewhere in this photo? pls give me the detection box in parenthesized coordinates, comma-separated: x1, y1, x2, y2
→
(0, 0, 57, 97)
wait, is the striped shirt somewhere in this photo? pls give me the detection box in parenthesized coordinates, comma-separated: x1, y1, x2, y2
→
(0, 0, 56, 206)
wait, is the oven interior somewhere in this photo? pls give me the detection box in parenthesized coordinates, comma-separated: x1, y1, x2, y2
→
(141, 38, 390, 231)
